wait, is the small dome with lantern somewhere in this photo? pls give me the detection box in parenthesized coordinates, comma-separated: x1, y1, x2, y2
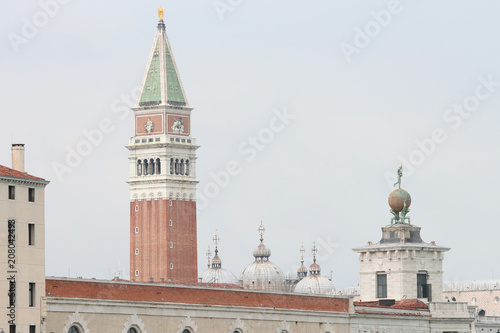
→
(240, 222, 285, 292)
(200, 230, 239, 285)
(294, 243, 335, 295)
(297, 243, 308, 279)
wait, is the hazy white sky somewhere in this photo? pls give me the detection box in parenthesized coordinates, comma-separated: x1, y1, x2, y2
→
(1, 0, 500, 289)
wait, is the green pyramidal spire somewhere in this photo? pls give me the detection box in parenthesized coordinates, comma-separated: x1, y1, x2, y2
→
(137, 19, 188, 107)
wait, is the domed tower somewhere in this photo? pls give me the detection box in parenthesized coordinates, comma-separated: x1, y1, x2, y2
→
(240, 222, 285, 292)
(353, 165, 449, 302)
(200, 231, 238, 285)
(294, 243, 335, 295)
(297, 243, 308, 279)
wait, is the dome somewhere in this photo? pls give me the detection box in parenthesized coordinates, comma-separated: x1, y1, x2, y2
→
(240, 222, 285, 292)
(201, 230, 238, 285)
(388, 188, 411, 212)
(253, 243, 271, 258)
(240, 260, 285, 291)
(295, 243, 335, 295)
(297, 264, 308, 274)
(211, 254, 222, 266)
(201, 266, 239, 285)
(309, 262, 321, 275)
(294, 274, 335, 295)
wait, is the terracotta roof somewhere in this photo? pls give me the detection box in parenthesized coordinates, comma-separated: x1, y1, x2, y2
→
(0, 164, 45, 181)
(354, 299, 429, 310)
(45, 278, 351, 313)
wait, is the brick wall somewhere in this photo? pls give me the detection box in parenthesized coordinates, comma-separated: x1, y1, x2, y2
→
(130, 198, 197, 283)
(45, 279, 350, 313)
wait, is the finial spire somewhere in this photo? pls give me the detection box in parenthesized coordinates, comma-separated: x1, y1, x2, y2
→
(205, 246, 212, 269)
(158, 7, 165, 20)
(300, 242, 305, 265)
(212, 229, 221, 255)
(258, 221, 265, 243)
(311, 242, 318, 263)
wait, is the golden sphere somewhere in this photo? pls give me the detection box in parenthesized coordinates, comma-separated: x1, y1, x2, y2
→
(388, 189, 411, 212)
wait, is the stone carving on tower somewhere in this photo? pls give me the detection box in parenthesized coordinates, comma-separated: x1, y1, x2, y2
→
(128, 9, 198, 283)
(171, 118, 184, 133)
(144, 118, 154, 133)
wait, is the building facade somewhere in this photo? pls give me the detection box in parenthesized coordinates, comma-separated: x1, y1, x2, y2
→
(0, 144, 49, 333)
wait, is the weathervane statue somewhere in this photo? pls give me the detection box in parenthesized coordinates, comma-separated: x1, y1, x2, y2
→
(388, 164, 412, 224)
(394, 164, 403, 189)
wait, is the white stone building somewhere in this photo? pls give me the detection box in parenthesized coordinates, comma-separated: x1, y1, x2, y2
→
(0, 144, 49, 333)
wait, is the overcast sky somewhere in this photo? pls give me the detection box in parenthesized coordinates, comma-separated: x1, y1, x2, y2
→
(1, 0, 500, 290)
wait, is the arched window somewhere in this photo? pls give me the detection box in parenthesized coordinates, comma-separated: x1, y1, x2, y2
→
(143, 159, 149, 175)
(149, 158, 155, 175)
(170, 158, 174, 174)
(137, 160, 142, 176)
(478, 309, 486, 316)
(185, 160, 189, 176)
(175, 159, 179, 175)
(156, 158, 161, 174)
(180, 159, 185, 175)
(68, 326, 80, 333)
(182, 330, 191, 333)
(128, 328, 138, 333)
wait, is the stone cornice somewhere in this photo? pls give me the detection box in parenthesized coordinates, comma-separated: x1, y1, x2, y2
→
(0, 176, 49, 187)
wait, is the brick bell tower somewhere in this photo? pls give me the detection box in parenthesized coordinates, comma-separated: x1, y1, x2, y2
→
(128, 9, 198, 283)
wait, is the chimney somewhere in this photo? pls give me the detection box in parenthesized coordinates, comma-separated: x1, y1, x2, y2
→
(11, 144, 25, 172)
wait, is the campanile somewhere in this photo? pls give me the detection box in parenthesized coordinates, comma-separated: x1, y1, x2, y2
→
(128, 10, 198, 283)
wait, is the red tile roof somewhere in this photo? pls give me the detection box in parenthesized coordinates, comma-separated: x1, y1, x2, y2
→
(0, 164, 45, 181)
(354, 299, 429, 310)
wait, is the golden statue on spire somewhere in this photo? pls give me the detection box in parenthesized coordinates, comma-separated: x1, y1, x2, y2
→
(158, 7, 165, 20)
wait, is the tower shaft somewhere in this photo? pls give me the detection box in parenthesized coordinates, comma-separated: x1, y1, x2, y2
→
(128, 18, 198, 283)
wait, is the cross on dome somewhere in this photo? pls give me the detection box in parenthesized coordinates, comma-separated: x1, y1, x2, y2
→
(212, 229, 221, 257)
(212, 230, 221, 247)
(300, 243, 305, 263)
(258, 222, 265, 242)
(312, 242, 318, 263)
